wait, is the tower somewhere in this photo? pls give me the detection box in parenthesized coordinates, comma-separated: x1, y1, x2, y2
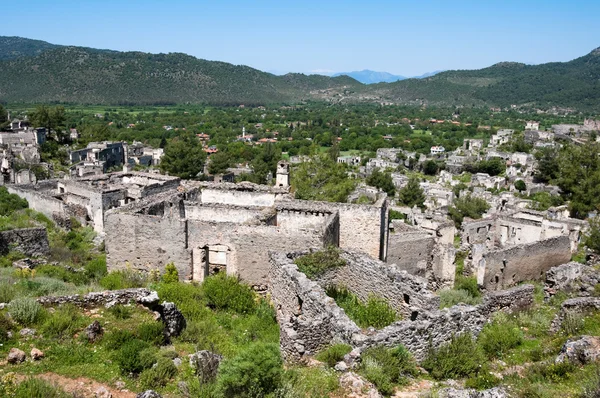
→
(275, 160, 290, 188)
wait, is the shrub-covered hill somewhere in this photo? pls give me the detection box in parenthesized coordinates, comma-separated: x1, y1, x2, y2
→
(371, 47, 600, 111)
(0, 37, 362, 105)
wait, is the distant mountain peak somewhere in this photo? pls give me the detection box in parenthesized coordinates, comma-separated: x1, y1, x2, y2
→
(331, 70, 406, 84)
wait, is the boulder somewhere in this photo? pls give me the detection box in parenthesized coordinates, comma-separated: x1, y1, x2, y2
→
(556, 335, 600, 365)
(189, 350, 223, 382)
(95, 386, 112, 398)
(136, 391, 162, 398)
(338, 372, 382, 398)
(7, 348, 26, 364)
(30, 348, 44, 360)
(85, 320, 104, 342)
(161, 302, 186, 337)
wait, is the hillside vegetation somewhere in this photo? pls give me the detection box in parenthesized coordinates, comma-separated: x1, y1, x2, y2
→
(0, 36, 600, 110)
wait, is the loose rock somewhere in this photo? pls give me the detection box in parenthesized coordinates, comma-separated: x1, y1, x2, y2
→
(85, 320, 104, 342)
(7, 348, 26, 364)
(161, 302, 186, 337)
(556, 335, 600, 365)
(136, 391, 162, 398)
(30, 348, 44, 360)
(95, 386, 112, 398)
(189, 350, 222, 382)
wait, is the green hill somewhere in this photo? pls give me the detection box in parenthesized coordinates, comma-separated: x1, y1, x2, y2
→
(373, 48, 600, 111)
(0, 38, 362, 105)
(0, 36, 599, 110)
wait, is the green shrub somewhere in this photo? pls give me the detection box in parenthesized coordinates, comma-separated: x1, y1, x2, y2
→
(465, 370, 501, 390)
(217, 342, 283, 397)
(156, 281, 206, 321)
(41, 304, 86, 339)
(0, 313, 14, 343)
(326, 286, 398, 329)
(162, 263, 179, 283)
(439, 288, 481, 309)
(0, 187, 28, 217)
(84, 255, 107, 280)
(315, 344, 352, 367)
(137, 322, 166, 346)
(202, 273, 256, 314)
(16, 276, 72, 296)
(13, 377, 69, 398)
(279, 367, 340, 398)
(8, 297, 45, 326)
(47, 342, 96, 366)
(139, 357, 178, 389)
(294, 246, 346, 279)
(100, 269, 147, 290)
(561, 312, 584, 336)
(360, 345, 418, 396)
(0, 251, 25, 268)
(478, 313, 523, 359)
(455, 275, 481, 298)
(0, 280, 16, 303)
(525, 361, 576, 384)
(103, 329, 135, 350)
(114, 339, 153, 374)
(107, 304, 132, 320)
(422, 333, 485, 380)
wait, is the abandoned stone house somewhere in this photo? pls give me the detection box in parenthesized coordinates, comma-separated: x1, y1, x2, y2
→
(6, 172, 181, 233)
(103, 181, 389, 289)
(69, 142, 126, 174)
(461, 209, 586, 290)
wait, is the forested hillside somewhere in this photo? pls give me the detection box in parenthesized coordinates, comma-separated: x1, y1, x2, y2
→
(0, 36, 599, 110)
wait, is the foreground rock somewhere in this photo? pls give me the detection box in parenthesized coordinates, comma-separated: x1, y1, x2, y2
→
(85, 320, 104, 342)
(7, 348, 26, 364)
(556, 335, 600, 365)
(339, 372, 382, 398)
(189, 350, 222, 382)
(30, 348, 44, 360)
(160, 302, 186, 337)
(439, 387, 508, 398)
(136, 391, 162, 398)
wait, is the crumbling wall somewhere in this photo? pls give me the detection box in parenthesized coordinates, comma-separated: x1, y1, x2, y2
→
(6, 183, 66, 222)
(477, 235, 571, 290)
(386, 222, 435, 278)
(185, 202, 273, 225)
(269, 250, 534, 362)
(105, 208, 191, 279)
(0, 227, 49, 257)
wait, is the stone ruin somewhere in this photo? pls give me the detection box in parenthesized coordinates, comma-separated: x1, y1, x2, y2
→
(0, 227, 49, 257)
(460, 208, 585, 290)
(268, 249, 534, 362)
(103, 181, 389, 290)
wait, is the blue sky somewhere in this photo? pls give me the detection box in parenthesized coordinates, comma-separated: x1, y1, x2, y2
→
(2, 0, 599, 76)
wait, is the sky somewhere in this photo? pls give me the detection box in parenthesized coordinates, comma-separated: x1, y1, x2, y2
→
(2, 0, 599, 76)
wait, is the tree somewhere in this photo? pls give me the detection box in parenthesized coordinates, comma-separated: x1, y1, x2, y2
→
(366, 168, 396, 197)
(292, 155, 356, 203)
(159, 134, 206, 179)
(514, 179, 526, 192)
(0, 104, 8, 130)
(398, 177, 425, 208)
(534, 147, 559, 183)
(423, 160, 439, 176)
(448, 195, 490, 227)
(207, 151, 232, 175)
(585, 215, 600, 254)
(30, 105, 66, 141)
(556, 143, 600, 219)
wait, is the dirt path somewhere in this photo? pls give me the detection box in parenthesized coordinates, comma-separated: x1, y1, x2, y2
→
(16, 372, 137, 398)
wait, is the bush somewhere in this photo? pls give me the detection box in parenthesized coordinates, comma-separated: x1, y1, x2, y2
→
(478, 313, 523, 359)
(278, 367, 340, 398)
(161, 263, 179, 283)
(13, 377, 69, 398)
(139, 357, 178, 389)
(422, 333, 485, 380)
(16, 276, 72, 297)
(360, 345, 418, 396)
(8, 297, 45, 326)
(107, 304, 132, 320)
(294, 246, 346, 279)
(103, 329, 136, 350)
(315, 344, 352, 367)
(0, 187, 28, 217)
(41, 304, 86, 339)
(439, 288, 481, 308)
(202, 273, 256, 314)
(84, 255, 107, 280)
(465, 370, 501, 390)
(217, 342, 283, 397)
(326, 286, 398, 329)
(455, 276, 481, 298)
(448, 195, 490, 227)
(113, 339, 153, 374)
(137, 322, 166, 346)
(47, 342, 96, 366)
(0, 313, 13, 343)
(0, 280, 16, 303)
(100, 268, 147, 290)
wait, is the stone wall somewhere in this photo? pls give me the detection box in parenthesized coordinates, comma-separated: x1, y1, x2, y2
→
(6, 182, 67, 223)
(0, 227, 49, 257)
(386, 222, 435, 278)
(269, 250, 534, 362)
(476, 235, 571, 290)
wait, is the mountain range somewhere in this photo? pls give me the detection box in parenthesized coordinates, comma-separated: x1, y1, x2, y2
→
(330, 70, 443, 84)
(0, 36, 599, 111)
